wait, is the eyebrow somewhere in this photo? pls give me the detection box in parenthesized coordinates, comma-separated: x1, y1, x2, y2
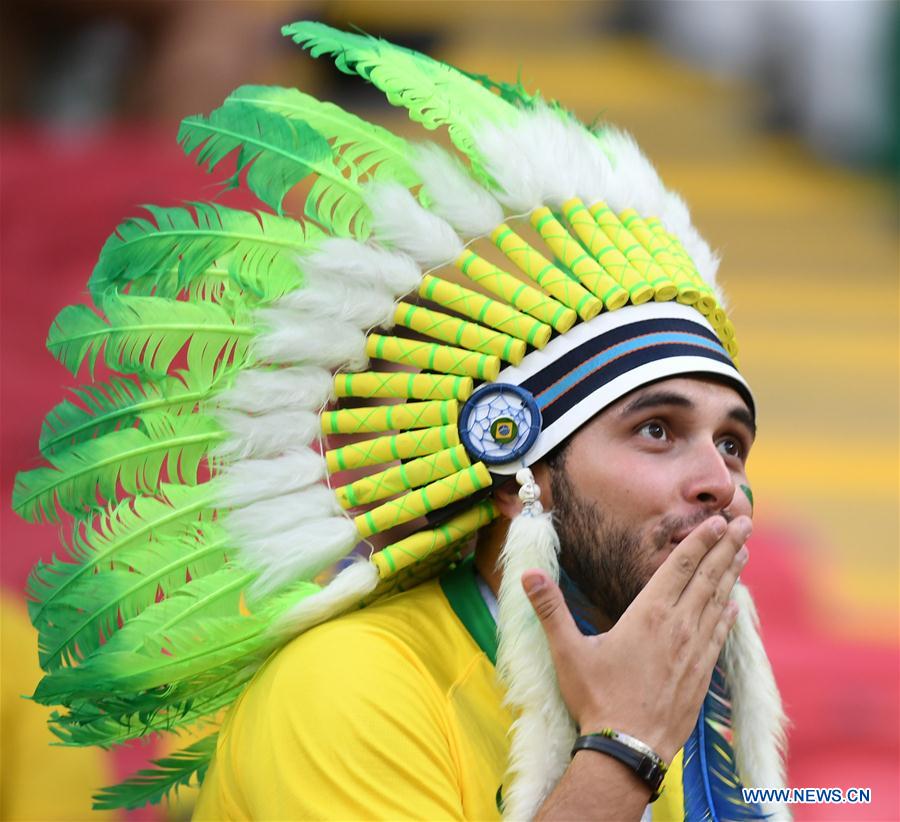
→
(618, 390, 757, 440)
(728, 406, 757, 441)
(618, 391, 693, 417)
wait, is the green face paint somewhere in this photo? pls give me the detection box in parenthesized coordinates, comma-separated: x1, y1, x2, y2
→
(740, 484, 754, 512)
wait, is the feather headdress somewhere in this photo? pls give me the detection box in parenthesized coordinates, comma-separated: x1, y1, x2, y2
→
(14, 21, 786, 818)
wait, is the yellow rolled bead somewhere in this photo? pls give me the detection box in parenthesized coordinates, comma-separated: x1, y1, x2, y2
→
(355, 462, 493, 539)
(366, 334, 500, 381)
(394, 301, 526, 364)
(418, 275, 551, 349)
(335, 444, 471, 509)
(709, 307, 728, 333)
(454, 249, 576, 333)
(643, 218, 717, 310)
(320, 399, 458, 435)
(491, 223, 602, 322)
(530, 207, 629, 310)
(562, 198, 654, 305)
(325, 424, 460, 473)
(334, 372, 473, 401)
(373, 498, 499, 579)
(618, 209, 700, 303)
(587, 202, 677, 302)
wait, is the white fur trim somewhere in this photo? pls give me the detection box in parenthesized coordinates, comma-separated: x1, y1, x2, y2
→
(226, 485, 342, 540)
(215, 367, 335, 414)
(496, 510, 575, 820)
(252, 311, 367, 371)
(364, 182, 464, 267)
(217, 449, 327, 507)
(212, 409, 320, 459)
(299, 238, 422, 297)
(410, 143, 504, 237)
(599, 129, 722, 300)
(272, 558, 379, 638)
(275, 275, 396, 329)
(725, 582, 790, 820)
(471, 106, 723, 302)
(244, 515, 360, 598)
(473, 104, 613, 212)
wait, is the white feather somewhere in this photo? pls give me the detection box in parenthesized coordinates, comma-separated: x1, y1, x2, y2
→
(600, 129, 722, 297)
(213, 409, 321, 459)
(473, 104, 613, 211)
(243, 516, 360, 599)
(472, 108, 725, 303)
(227, 485, 342, 540)
(725, 582, 790, 820)
(217, 449, 327, 507)
(252, 312, 368, 371)
(364, 182, 464, 267)
(215, 366, 335, 414)
(275, 276, 396, 329)
(496, 510, 575, 821)
(409, 143, 504, 237)
(272, 558, 379, 639)
(299, 238, 422, 297)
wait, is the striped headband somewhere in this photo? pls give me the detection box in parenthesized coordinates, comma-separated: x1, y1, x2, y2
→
(458, 302, 754, 475)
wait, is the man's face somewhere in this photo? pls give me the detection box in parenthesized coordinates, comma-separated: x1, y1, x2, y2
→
(538, 376, 756, 626)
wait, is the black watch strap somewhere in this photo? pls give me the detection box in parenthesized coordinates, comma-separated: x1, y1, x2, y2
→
(571, 732, 668, 801)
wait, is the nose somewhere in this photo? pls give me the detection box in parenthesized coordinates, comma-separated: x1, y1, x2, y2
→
(682, 441, 736, 510)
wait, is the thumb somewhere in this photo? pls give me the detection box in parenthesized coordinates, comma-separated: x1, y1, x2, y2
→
(521, 569, 581, 651)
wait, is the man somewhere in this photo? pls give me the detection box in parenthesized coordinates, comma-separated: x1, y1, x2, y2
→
(193, 376, 758, 820)
(16, 21, 787, 820)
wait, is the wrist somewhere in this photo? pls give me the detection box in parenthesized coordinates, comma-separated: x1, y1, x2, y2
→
(578, 719, 674, 764)
(571, 730, 669, 802)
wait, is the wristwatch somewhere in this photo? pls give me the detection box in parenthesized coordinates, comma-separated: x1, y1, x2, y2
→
(571, 729, 668, 801)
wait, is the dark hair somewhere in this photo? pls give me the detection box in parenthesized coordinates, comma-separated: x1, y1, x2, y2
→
(542, 437, 571, 473)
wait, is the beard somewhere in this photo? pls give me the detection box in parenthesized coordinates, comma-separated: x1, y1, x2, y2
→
(547, 459, 722, 625)
(548, 463, 646, 624)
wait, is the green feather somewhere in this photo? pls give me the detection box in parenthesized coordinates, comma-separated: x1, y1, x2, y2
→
(13, 413, 223, 523)
(35, 567, 260, 702)
(225, 85, 422, 236)
(178, 102, 340, 217)
(89, 202, 317, 301)
(35, 523, 231, 673)
(461, 68, 543, 108)
(92, 733, 218, 810)
(39, 370, 231, 456)
(47, 678, 245, 747)
(34, 569, 319, 710)
(283, 21, 519, 181)
(27, 482, 218, 648)
(46, 291, 252, 380)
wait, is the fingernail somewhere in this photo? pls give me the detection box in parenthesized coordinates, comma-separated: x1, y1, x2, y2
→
(736, 545, 749, 565)
(522, 575, 545, 595)
(712, 517, 727, 538)
(736, 518, 753, 542)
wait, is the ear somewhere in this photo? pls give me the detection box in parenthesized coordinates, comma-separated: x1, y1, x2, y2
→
(492, 462, 556, 520)
(493, 476, 522, 519)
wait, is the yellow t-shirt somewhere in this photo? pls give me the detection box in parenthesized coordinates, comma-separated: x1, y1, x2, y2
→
(194, 562, 512, 820)
(193, 559, 692, 821)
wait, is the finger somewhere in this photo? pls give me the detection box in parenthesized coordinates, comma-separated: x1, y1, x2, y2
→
(698, 543, 749, 636)
(677, 516, 751, 615)
(640, 516, 728, 607)
(701, 599, 739, 672)
(521, 570, 583, 658)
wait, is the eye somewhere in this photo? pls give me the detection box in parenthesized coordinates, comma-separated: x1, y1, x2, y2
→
(717, 436, 744, 460)
(637, 421, 669, 441)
